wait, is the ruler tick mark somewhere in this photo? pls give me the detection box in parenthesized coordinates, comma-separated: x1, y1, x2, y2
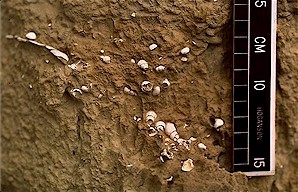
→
(234, 116, 248, 118)
(234, 53, 248, 55)
(234, 132, 249, 134)
(234, 148, 248, 150)
(234, 84, 248, 87)
(234, 36, 248, 38)
(234, 4, 248, 5)
(234, 69, 248, 71)
(234, 163, 249, 166)
(235, 20, 249, 22)
(234, 100, 247, 102)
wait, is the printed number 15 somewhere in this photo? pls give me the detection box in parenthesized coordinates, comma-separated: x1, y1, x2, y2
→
(254, 158, 265, 168)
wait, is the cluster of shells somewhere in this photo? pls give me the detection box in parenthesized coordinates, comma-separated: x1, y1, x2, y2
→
(123, 44, 192, 96)
(144, 110, 225, 172)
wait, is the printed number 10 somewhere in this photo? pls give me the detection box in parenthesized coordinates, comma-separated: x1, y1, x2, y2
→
(254, 80, 265, 91)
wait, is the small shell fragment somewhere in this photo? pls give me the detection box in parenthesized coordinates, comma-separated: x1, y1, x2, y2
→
(124, 86, 137, 96)
(131, 12, 136, 17)
(70, 88, 83, 97)
(155, 65, 165, 72)
(81, 85, 89, 92)
(137, 60, 149, 70)
(26, 32, 37, 40)
(213, 118, 224, 129)
(131, 59, 136, 64)
(166, 176, 174, 182)
(100, 56, 111, 64)
(160, 148, 174, 162)
(181, 47, 190, 54)
(162, 79, 170, 88)
(181, 159, 194, 172)
(141, 81, 153, 92)
(181, 57, 188, 62)
(152, 86, 161, 96)
(149, 43, 158, 51)
(148, 127, 158, 137)
(146, 111, 157, 123)
(198, 143, 207, 150)
(155, 121, 165, 131)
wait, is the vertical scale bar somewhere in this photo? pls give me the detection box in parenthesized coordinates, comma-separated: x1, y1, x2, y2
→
(233, 0, 249, 166)
(246, 0, 276, 176)
(233, 0, 276, 176)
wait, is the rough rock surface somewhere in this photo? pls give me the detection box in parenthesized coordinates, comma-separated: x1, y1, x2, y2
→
(1, 0, 297, 191)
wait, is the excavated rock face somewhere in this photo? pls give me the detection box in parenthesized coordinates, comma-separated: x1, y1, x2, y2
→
(1, 0, 297, 191)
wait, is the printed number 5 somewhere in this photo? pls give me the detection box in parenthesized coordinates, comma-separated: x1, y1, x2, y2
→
(255, 0, 267, 7)
(254, 158, 265, 168)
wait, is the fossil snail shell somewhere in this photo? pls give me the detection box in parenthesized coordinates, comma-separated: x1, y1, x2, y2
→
(162, 79, 170, 88)
(137, 60, 148, 70)
(152, 86, 161, 96)
(146, 111, 157, 123)
(155, 121, 165, 131)
(141, 81, 153, 92)
(165, 123, 179, 141)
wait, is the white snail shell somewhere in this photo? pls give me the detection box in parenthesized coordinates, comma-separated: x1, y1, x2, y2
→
(155, 65, 165, 72)
(162, 79, 170, 88)
(146, 111, 157, 123)
(165, 123, 179, 141)
(141, 81, 153, 92)
(152, 86, 161, 96)
(137, 60, 148, 70)
(155, 121, 165, 131)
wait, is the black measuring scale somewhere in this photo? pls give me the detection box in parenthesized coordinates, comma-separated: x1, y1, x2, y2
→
(233, 0, 277, 176)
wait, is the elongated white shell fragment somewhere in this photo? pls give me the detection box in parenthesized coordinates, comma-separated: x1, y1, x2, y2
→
(50, 49, 69, 62)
